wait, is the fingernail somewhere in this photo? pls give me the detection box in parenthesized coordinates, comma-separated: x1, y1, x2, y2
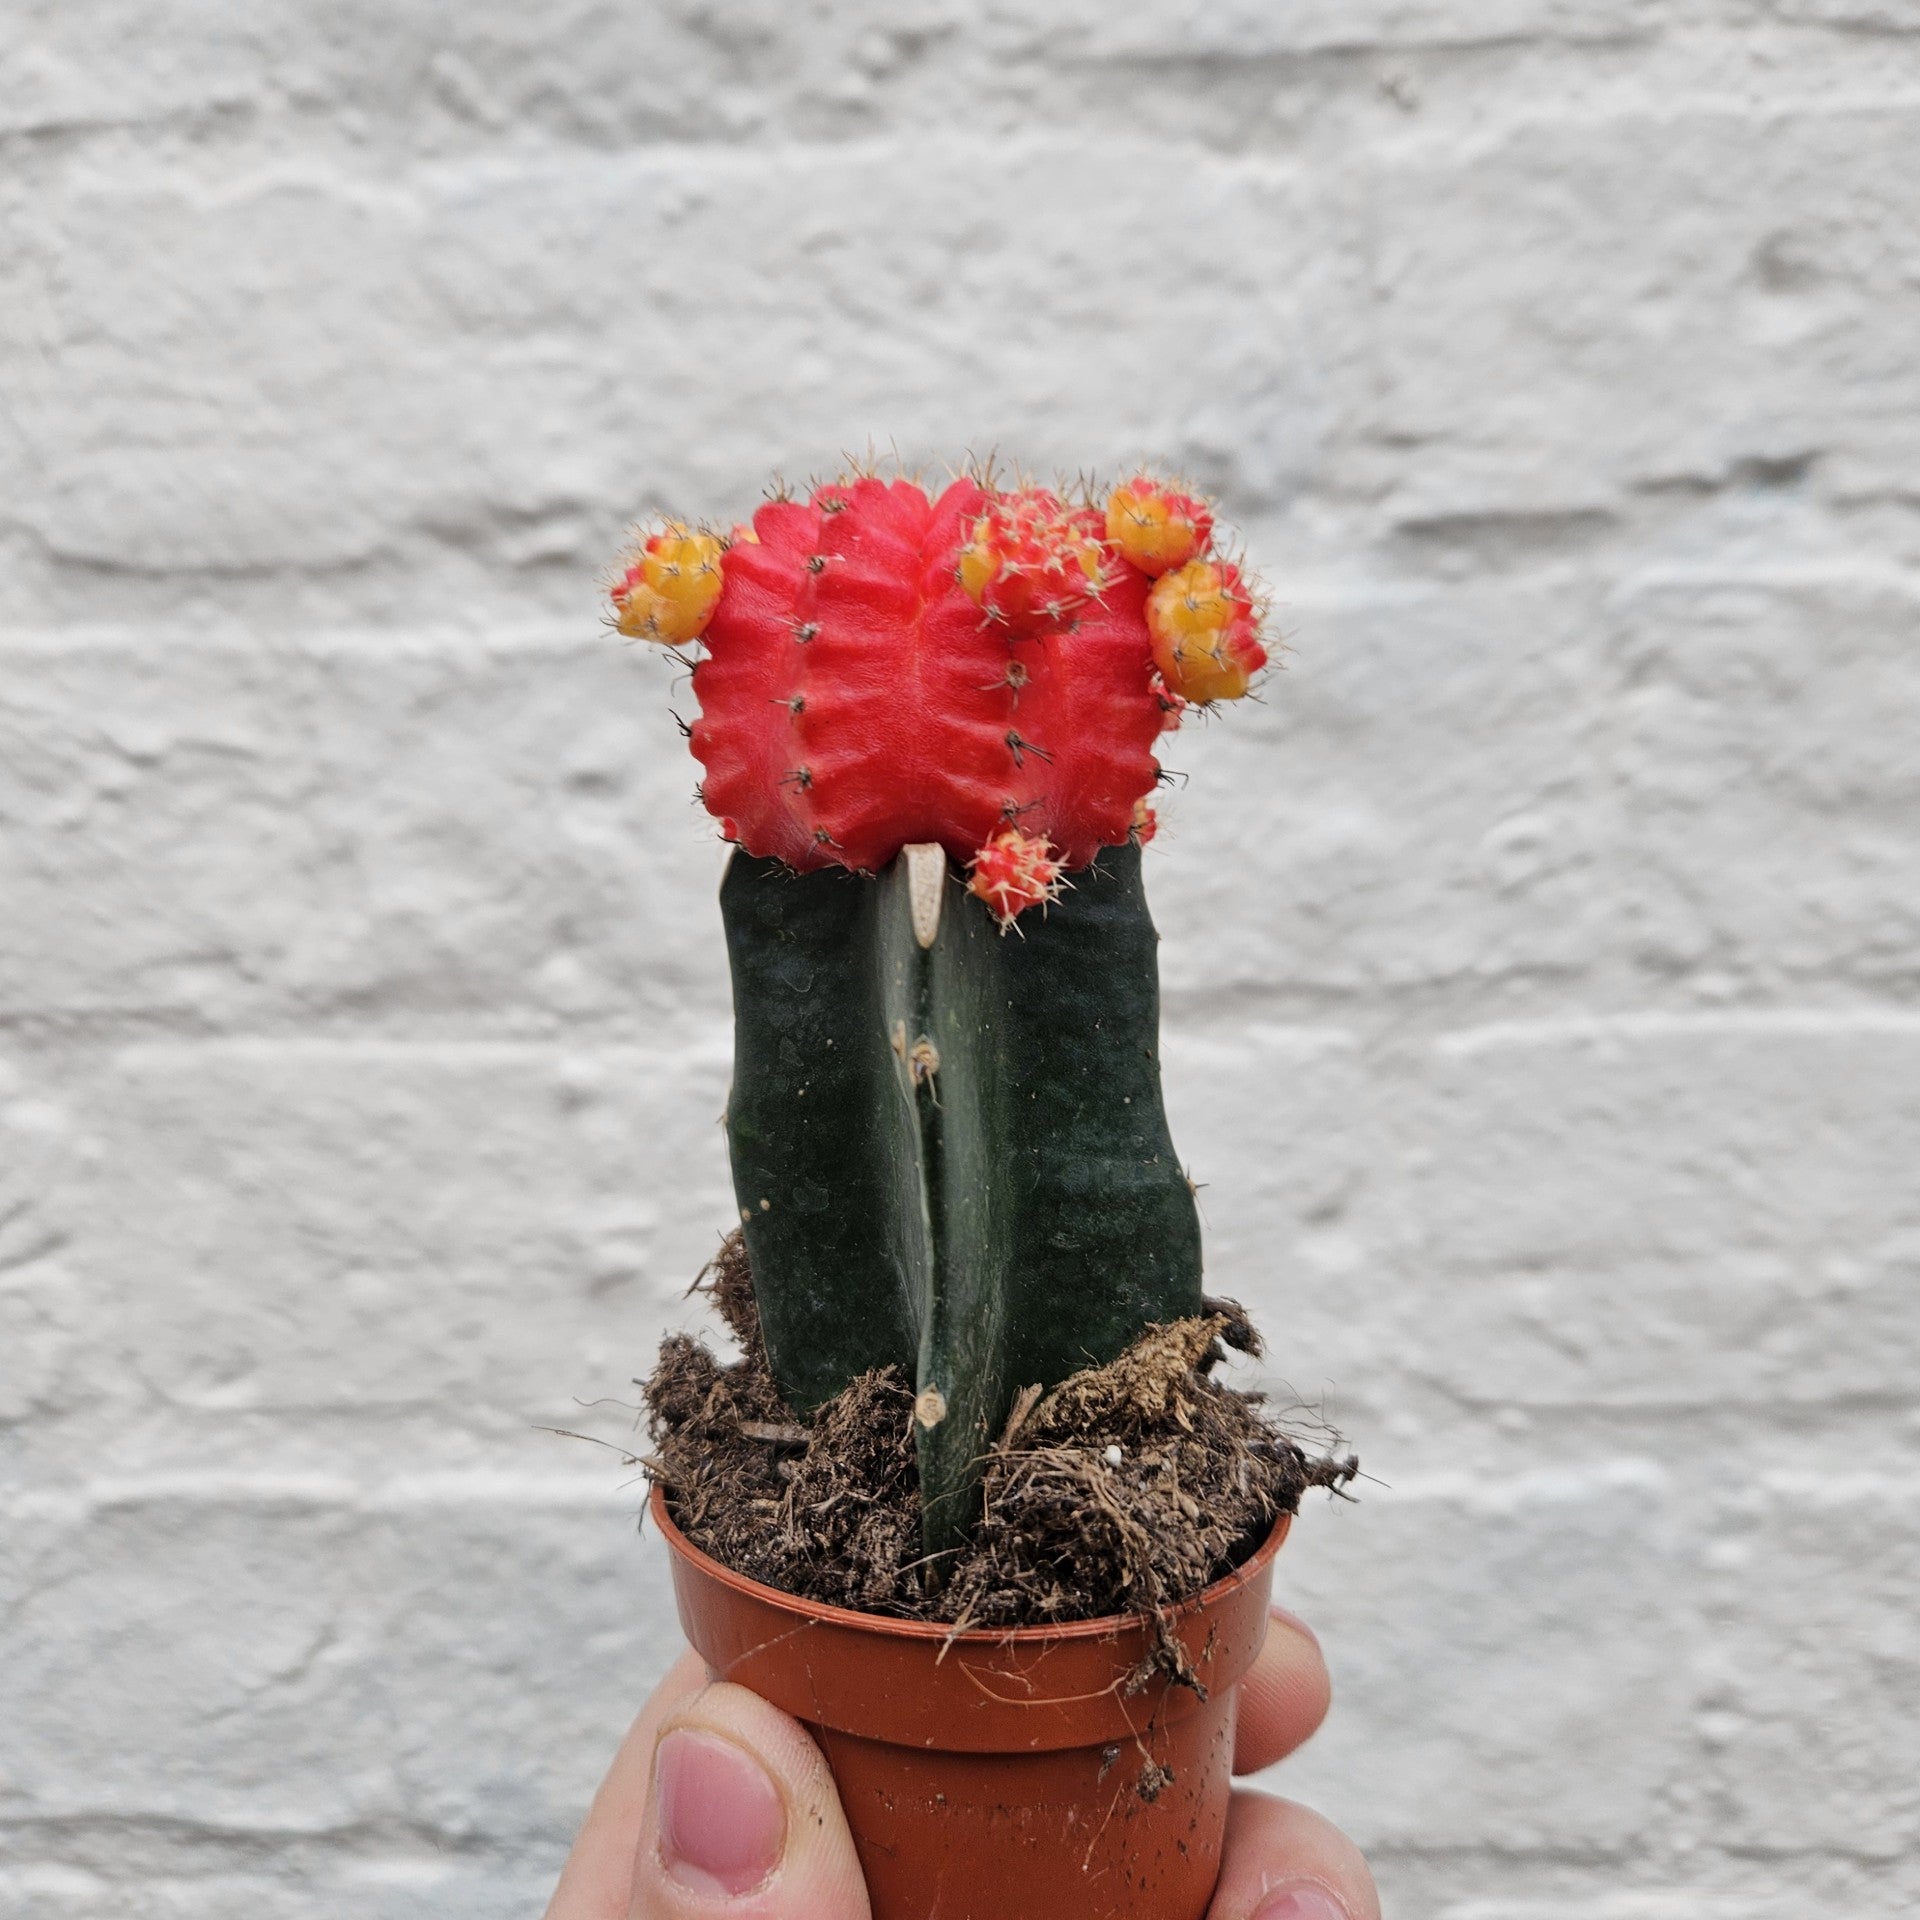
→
(654, 1727, 787, 1897)
(1253, 1883, 1351, 1920)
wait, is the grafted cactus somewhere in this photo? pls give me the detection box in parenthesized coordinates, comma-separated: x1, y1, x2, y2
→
(613, 465, 1271, 1558)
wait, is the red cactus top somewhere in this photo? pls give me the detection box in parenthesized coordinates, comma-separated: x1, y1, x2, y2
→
(612, 470, 1267, 919)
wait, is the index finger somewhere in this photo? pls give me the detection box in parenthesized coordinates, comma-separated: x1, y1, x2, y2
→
(1233, 1607, 1332, 1777)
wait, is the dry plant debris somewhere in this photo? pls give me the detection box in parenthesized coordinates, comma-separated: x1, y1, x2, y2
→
(645, 1234, 1356, 1631)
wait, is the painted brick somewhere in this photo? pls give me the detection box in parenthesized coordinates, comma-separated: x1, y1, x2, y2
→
(4, 7, 1916, 1915)
(0, 635, 728, 1039)
(6, 1036, 732, 1430)
(1266, 1466, 1692, 1852)
(0, 1489, 677, 1838)
(6, 144, 1345, 629)
(1152, 575, 1920, 1016)
(1357, 104, 1920, 519)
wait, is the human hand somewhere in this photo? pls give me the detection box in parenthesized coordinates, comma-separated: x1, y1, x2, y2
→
(545, 1606, 1378, 1920)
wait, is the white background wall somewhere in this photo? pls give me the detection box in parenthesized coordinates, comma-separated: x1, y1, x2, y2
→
(4, 4, 1919, 1915)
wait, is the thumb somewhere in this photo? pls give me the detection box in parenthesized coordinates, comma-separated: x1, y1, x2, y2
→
(629, 1680, 872, 1920)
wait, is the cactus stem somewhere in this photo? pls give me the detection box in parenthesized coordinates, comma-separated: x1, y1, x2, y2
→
(720, 839, 1201, 1554)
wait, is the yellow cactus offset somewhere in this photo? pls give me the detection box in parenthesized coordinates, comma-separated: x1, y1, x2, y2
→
(610, 524, 726, 645)
(1145, 559, 1268, 704)
(1104, 476, 1214, 577)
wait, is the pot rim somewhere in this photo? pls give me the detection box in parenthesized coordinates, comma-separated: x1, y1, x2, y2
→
(648, 1480, 1292, 1647)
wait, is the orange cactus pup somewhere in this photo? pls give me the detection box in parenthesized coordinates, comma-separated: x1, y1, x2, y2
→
(610, 524, 727, 645)
(1145, 559, 1268, 704)
(1104, 476, 1214, 577)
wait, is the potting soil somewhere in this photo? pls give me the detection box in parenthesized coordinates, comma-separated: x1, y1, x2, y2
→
(644, 1233, 1355, 1634)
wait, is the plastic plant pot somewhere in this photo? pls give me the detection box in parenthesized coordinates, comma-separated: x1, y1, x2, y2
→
(652, 1485, 1290, 1920)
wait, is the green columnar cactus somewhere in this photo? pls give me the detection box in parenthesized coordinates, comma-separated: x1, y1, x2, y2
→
(614, 465, 1270, 1558)
(722, 840, 1201, 1553)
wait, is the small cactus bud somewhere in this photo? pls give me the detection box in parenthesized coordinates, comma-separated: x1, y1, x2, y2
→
(968, 827, 1062, 927)
(1129, 796, 1159, 845)
(611, 524, 726, 645)
(1104, 477, 1213, 577)
(1145, 560, 1267, 703)
(957, 488, 1108, 633)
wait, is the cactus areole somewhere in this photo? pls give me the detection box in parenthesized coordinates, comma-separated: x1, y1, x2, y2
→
(614, 467, 1274, 1560)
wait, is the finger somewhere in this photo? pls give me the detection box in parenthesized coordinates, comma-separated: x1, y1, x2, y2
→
(1233, 1608, 1332, 1776)
(546, 1649, 709, 1920)
(1207, 1790, 1381, 1920)
(628, 1679, 871, 1920)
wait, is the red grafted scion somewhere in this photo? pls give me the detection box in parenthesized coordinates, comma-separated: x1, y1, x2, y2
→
(687, 476, 1162, 883)
(637, 467, 1268, 917)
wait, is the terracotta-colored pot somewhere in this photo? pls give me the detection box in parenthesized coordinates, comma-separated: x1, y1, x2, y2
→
(652, 1485, 1289, 1920)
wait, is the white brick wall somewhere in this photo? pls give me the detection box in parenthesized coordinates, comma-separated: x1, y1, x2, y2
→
(4, 4, 1917, 1913)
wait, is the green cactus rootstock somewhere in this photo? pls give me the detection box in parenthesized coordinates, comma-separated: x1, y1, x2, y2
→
(721, 841, 1203, 1558)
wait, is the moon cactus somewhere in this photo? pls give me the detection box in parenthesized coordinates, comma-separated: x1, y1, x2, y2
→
(614, 464, 1274, 1556)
